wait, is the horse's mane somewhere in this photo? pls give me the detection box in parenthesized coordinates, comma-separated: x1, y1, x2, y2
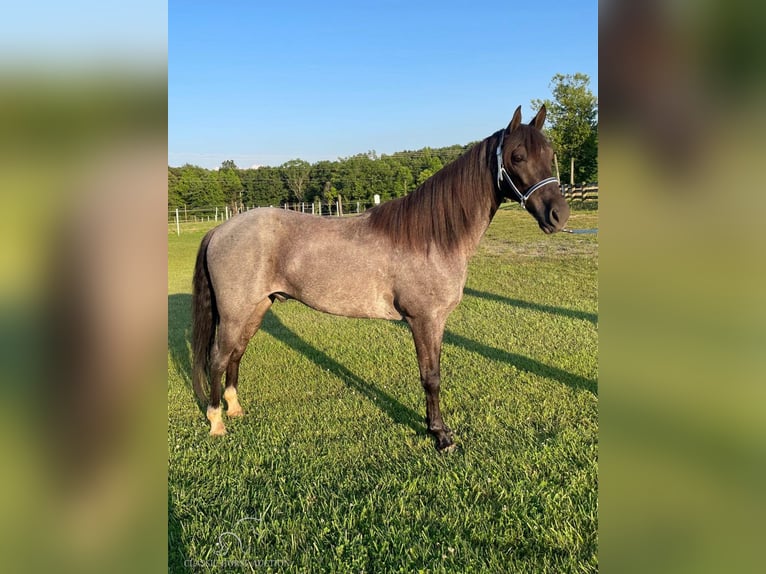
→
(367, 125, 550, 254)
(367, 133, 500, 255)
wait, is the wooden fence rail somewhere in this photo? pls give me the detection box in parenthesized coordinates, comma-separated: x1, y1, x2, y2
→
(561, 184, 598, 202)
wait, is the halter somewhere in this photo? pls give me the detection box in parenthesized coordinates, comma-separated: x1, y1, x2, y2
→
(496, 130, 559, 210)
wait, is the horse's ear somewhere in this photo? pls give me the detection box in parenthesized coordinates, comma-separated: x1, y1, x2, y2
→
(530, 105, 546, 130)
(506, 106, 522, 133)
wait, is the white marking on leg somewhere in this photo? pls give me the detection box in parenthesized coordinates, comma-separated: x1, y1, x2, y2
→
(207, 405, 226, 436)
(224, 387, 243, 417)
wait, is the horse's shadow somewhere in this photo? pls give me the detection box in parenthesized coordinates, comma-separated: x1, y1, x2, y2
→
(168, 488, 192, 573)
(260, 313, 425, 434)
(463, 287, 598, 325)
(443, 330, 596, 394)
(168, 294, 194, 393)
(167, 289, 597, 431)
(452, 288, 597, 394)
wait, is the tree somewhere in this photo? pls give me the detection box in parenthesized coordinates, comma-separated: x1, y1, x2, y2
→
(376, 157, 410, 198)
(241, 167, 288, 206)
(307, 160, 339, 203)
(388, 160, 413, 198)
(337, 154, 376, 201)
(172, 165, 224, 208)
(218, 165, 242, 213)
(532, 73, 598, 184)
(168, 168, 182, 208)
(200, 169, 224, 207)
(416, 148, 443, 186)
(281, 159, 311, 202)
(321, 180, 338, 212)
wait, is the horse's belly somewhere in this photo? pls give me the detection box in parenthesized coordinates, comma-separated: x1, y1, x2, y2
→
(280, 266, 402, 320)
(295, 289, 402, 321)
(276, 237, 404, 320)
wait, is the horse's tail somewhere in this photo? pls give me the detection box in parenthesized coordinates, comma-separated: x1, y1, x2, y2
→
(192, 228, 218, 406)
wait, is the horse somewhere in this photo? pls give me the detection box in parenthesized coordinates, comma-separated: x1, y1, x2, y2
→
(191, 105, 570, 451)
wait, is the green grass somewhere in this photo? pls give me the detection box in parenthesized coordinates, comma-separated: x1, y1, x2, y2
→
(168, 206, 598, 573)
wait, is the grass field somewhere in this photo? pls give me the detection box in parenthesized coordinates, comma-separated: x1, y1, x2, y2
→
(168, 206, 598, 573)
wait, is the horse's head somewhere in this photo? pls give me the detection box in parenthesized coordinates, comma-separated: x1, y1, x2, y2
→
(497, 105, 570, 233)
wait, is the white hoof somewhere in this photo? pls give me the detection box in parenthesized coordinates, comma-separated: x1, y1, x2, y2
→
(206, 406, 227, 436)
(224, 388, 243, 417)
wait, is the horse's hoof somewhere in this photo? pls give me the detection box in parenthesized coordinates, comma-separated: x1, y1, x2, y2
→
(223, 388, 243, 417)
(436, 434, 457, 452)
(227, 406, 244, 417)
(207, 406, 227, 435)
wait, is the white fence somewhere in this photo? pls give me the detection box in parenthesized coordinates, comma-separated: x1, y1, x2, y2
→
(169, 186, 598, 234)
(169, 199, 378, 234)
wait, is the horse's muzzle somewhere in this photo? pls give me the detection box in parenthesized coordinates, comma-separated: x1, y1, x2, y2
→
(543, 202, 570, 233)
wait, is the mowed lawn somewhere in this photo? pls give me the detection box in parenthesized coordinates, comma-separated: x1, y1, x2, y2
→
(168, 206, 598, 573)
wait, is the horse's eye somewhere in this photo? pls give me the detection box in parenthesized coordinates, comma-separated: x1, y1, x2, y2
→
(512, 155, 524, 163)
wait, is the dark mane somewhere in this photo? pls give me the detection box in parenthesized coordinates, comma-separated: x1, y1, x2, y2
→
(367, 133, 501, 254)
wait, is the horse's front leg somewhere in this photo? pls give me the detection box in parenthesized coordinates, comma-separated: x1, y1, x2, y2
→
(407, 316, 455, 452)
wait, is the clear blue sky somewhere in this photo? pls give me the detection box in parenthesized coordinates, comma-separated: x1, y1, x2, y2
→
(169, 1, 597, 169)
(1, 1, 166, 62)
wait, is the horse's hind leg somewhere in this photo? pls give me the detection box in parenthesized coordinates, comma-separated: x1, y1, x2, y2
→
(206, 335, 229, 435)
(206, 318, 246, 434)
(223, 297, 272, 418)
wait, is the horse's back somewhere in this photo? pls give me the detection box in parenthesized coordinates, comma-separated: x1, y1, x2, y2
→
(207, 208, 369, 261)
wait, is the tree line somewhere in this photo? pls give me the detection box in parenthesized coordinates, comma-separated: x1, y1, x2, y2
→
(168, 145, 470, 212)
(169, 74, 597, 212)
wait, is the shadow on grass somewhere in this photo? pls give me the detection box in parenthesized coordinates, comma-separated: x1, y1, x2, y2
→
(444, 330, 597, 395)
(262, 312, 426, 435)
(168, 294, 425, 431)
(168, 289, 595, 435)
(168, 294, 194, 397)
(463, 287, 598, 325)
(384, 320, 597, 396)
(168, 491, 192, 574)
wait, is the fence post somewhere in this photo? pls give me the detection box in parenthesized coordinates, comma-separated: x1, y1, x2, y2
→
(570, 157, 575, 186)
(175, 208, 180, 236)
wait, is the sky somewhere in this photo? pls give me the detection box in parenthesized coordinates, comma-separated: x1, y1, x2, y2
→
(1, 1, 166, 64)
(169, 1, 597, 169)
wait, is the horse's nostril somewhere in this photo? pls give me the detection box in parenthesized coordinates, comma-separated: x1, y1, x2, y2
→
(550, 208, 560, 224)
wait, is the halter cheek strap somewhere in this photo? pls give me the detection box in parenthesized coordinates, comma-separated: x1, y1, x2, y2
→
(496, 130, 559, 210)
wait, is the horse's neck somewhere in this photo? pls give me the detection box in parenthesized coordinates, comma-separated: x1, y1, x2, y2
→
(463, 137, 503, 257)
(454, 150, 502, 258)
(459, 199, 499, 259)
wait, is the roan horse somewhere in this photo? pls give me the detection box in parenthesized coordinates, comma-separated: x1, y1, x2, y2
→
(192, 105, 570, 451)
